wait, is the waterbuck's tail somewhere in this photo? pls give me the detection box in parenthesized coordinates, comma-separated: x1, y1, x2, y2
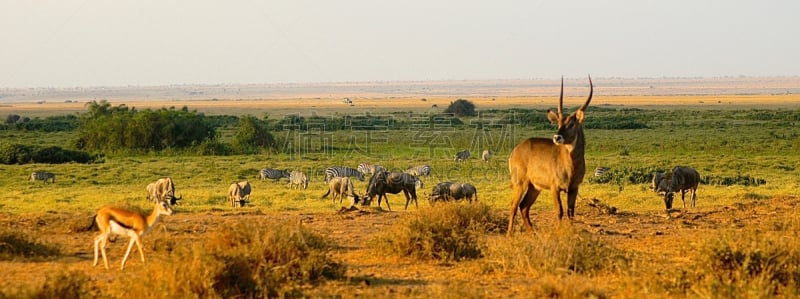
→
(79, 214, 98, 232)
(321, 189, 331, 199)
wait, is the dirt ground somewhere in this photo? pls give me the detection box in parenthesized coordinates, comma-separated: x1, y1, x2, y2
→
(1, 195, 798, 297)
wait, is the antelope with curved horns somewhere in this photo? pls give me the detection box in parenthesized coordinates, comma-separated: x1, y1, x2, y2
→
(88, 201, 173, 269)
(507, 76, 593, 236)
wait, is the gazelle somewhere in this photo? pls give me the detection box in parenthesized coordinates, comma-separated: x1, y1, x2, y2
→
(88, 201, 173, 269)
(507, 76, 593, 236)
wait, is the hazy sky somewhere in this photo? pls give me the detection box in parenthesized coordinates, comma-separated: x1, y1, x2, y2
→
(1, 1, 798, 88)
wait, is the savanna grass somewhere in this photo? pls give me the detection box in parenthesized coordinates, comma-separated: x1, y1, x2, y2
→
(485, 225, 628, 275)
(371, 202, 505, 262)
(0, 229, 61, 261)
(120, 218, 345, 298)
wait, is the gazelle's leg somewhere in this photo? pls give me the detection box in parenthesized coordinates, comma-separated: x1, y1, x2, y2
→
(120, 238, 137, 269)
(134, 235, 145, 263)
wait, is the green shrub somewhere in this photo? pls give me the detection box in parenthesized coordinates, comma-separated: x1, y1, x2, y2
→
(0, 143, 95, 164)
(444, 99, 477, 117)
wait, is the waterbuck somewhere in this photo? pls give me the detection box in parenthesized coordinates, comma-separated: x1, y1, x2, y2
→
(507, 76, 593, 236)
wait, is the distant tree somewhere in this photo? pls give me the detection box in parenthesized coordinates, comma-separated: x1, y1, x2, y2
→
(444, 99, 477, 117)
(5, 114, 20, 124)
(233, 115, 275, 152)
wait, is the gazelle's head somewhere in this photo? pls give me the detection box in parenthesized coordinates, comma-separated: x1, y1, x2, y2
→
(156, 200, 174, 216)
(547, 76, 593, 146)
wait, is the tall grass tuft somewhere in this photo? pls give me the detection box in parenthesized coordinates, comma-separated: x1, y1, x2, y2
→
(371, 202, 504, 262)
(1, 270, 95, 298)
(0, 229, 61, 260)
(485, 225, 628, 275)
(125, 218, 345, 298)
(689, 229, 800, 298)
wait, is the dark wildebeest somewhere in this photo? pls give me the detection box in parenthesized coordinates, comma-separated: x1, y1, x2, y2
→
(652, 166, 700, 214)
(364, 171, 419, 211)
(228, 180, 252, 208)
(454, 149, 470, 162)
(30, 171, 56, 184)
(146, 177, 181, 205)
(507, 76, 593, 236)
(321, 177, 360, 207)
(426, 182, 478, 204)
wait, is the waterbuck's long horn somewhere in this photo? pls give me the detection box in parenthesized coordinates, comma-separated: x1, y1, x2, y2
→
(558, 76, 564, 116)
(579, 75, 594, 111)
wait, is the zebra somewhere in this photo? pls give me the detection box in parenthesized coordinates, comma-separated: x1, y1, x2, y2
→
(288, 171, 309, 190)
(481, 150, 492, 162)
(260, 168, 290, 182)
(594, 167, 610, 177)
(357, 163, 387, 176)
(405, 164, 432, 177)
(454, 149, 470, 162)
(30, 172, 56, 184)
(324, 166, 365, 183)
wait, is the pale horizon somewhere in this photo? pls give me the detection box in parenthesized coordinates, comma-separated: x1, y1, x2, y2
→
(2, 1, 798, 88)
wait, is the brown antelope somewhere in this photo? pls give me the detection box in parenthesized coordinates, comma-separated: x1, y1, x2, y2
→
(88, 201, 173, 269)
(507, 76, 593, 236)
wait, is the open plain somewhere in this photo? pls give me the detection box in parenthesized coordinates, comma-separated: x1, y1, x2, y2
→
(1, 77, 799, 298)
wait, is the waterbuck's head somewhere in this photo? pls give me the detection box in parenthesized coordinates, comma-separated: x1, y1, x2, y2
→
(546, 76, 594, 146)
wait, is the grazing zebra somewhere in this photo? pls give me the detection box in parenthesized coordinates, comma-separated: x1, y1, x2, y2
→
(260, 168, 290, 182)
(30, 172, 56, 184)
(324, 166, 365, 183)
(454, 149, 470, 162)
(288, 171, 309, 190)
(404, 164, 432, 177)
(357, 163, 387, 176)
(594, 167, 610, 177)
(481, 150, 492, 162)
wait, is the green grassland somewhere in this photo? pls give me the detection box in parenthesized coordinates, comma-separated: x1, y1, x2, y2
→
(1, 106, 797, 216)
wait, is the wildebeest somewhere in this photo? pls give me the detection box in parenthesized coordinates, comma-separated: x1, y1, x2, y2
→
(357, 163, 387, 176)
(228, 180, 252, 207)
(404, 164, 431, 177)
(426, 182, 478, 204)
(30, 171, 56, 184)
(652, 166, 700, 212)
(287, 171, 308, 190)
(507, 76, 593, 236)
(364, 171, 419, 211)
(324, 166, 365, 183)
(321, 177, 360, 207)
(454, 149, 470, 162)
(146, 177, 181, 205)
(481, 150, 492, 163)
(260, 168, 290, 182)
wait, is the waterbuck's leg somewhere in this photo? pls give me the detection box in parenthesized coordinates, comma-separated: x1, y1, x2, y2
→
(507, 181, 530, 236)
(690, 188, 697, 208)
(403, 190, 410, 210)
(551, 188, 564, 220)
(566, 188, 579, 219)
(519, 186, 540, 233)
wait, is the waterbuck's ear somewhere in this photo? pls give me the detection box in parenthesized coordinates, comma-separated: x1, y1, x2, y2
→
(575, 109, 586, 123)
(546, 109, 559, 124)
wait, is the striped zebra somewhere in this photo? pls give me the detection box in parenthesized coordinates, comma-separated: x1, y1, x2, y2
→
(30, 172, 56, 184)
(324, 166, 365, 183)
(260, 168, 290, 182)
(404, 164, 431, 177)
(454, 149, 470, 162)
(594, 167, 610, 177)
(288, 171, 309, 190)
(357, 163, 387, 176)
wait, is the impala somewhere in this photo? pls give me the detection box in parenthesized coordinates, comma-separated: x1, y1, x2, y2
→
(88, 201, 173, 269)
(507, 76, 593, 236)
